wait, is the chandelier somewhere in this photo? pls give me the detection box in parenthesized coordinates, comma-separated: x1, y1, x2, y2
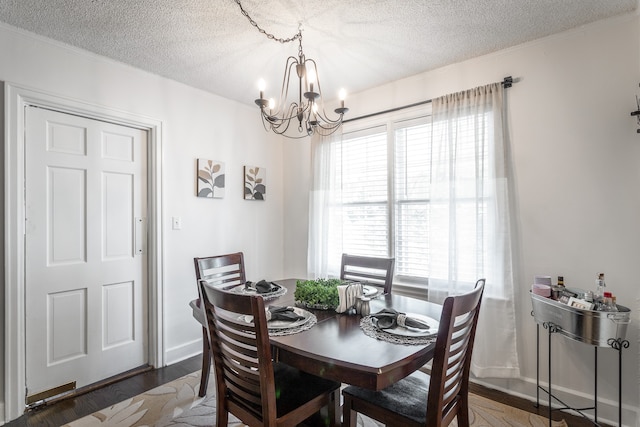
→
(235, 0, 348, 138)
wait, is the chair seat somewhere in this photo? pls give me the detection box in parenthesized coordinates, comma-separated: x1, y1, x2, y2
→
(343, 368, 430, 425)
(274, 362, 341, 417)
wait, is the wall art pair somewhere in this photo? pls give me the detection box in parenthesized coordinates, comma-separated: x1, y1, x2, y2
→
(196, 158, 266, 201)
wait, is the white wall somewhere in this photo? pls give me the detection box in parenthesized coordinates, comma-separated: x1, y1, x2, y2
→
(0, 23, 285, 422)
(284, 12, 640, 426)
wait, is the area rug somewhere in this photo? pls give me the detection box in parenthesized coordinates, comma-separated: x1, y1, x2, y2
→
(64, 371, 568, 427)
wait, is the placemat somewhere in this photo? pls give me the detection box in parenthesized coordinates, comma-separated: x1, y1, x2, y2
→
(261, 285, 287, 301)
(360, 315, 437, 345)
(268, 313, 317, 336)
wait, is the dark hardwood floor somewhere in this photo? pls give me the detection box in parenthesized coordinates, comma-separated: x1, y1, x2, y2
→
(7, 355, 604, 426)
(6, 356, 201, 426)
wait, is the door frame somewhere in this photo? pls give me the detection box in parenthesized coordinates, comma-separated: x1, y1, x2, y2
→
(3, 82, 165, 422)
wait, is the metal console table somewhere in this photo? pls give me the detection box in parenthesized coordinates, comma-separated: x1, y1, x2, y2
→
(531, 292, 630, 427)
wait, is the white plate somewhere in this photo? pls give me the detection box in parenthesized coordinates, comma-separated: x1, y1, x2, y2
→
(374, 313, 439, 337)
(241, 307, 312, 330)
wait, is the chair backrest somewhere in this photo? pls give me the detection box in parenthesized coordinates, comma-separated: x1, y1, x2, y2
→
(340, 253, 395, 294)
(199, 280, 277, 425)
(426, 279, 485, 427)
(194, 252, 246, 290)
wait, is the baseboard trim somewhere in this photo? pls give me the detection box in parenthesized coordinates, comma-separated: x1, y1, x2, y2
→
(164, 338, 202, 366)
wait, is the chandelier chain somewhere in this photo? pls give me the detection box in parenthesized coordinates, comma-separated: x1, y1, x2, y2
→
(234, 0, 301, 44)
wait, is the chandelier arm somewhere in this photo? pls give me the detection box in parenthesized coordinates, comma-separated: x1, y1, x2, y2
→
(262, 110, 292, 135)
(260, 112, 278, 133)
(314, 123, 343, 137)
(261, 102, 299, 136)
(316, 120, 343, 131)
(264, 107, 316, 139)
(302, 58, 344, 124)
(318, 111, 343, 126)
(310, 97, 346, 124)
(271, 119, 292, 134)
(265, 101, 302, 123)
(276, 56, 299, 116)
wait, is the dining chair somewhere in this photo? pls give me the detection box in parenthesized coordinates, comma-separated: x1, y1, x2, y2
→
(340, 253, 396, 294)
(342, 278, 486, 427)
(198, 279, 341, 427)
(190, 252, 246, 397)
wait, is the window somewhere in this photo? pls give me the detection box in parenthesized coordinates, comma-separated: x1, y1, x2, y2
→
(326, 111, 492, 285)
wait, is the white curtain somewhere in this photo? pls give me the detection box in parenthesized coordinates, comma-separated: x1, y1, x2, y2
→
(307, 83, 520, 378)
(429, 83, 520, 378)
(308, 130, 342, 278)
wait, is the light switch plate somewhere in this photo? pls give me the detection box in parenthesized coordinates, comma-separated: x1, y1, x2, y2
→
(172, 216, 182, 230)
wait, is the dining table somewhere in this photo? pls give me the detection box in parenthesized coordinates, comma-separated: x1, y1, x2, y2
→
(262, 278, 442, 391)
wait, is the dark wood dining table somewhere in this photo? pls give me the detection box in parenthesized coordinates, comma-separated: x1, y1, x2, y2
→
(266, 279, 442, 391)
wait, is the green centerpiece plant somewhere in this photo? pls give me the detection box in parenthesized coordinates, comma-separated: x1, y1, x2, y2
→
(294, 278, 341, 309)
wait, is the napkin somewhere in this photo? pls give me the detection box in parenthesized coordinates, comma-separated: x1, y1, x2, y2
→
(246, 280, 279, 294)
(336, 283, 363, 313)
(266, 306, 305, 322)
(370, 308, 431, 330)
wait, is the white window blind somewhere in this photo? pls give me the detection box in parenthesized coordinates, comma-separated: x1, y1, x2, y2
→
(329, 126, 389, 258)
(394, 119, 432, 279)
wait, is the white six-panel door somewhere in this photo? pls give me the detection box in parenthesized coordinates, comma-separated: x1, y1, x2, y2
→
(24, 106, 148, 398)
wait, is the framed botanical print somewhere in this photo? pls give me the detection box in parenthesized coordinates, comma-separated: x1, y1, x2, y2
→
(244, 165, 266, 200)
(197, 158, 225, 198)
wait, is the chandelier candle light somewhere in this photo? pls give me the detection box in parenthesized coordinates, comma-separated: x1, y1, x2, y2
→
(235, 0, 348, 138)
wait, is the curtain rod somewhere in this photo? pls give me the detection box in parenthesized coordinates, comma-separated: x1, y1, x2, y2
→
(343, 76, 514, 124)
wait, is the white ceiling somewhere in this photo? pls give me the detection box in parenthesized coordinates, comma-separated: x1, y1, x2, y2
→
(0, 0, 636, 107)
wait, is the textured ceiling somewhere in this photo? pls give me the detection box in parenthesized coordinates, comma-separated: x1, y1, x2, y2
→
(0, 0, 636, 106)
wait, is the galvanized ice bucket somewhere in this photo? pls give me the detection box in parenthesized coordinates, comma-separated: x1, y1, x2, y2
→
(531, 291, 630, 347)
